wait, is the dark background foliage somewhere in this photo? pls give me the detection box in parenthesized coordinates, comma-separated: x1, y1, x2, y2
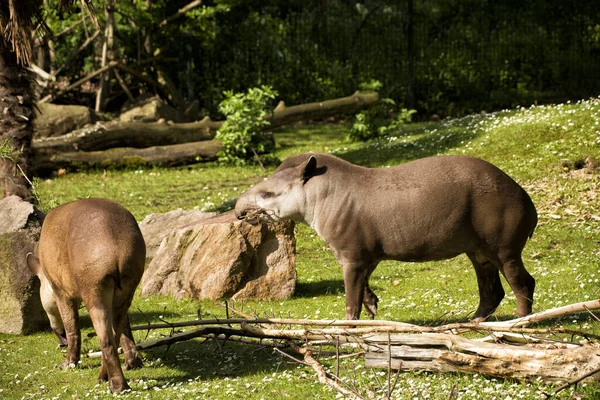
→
(45, 0, 600, 118)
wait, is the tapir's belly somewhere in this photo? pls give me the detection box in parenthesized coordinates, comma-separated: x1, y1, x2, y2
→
(324, 184, 482, 262)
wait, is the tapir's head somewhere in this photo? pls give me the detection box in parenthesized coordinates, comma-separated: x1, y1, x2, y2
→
(235, 154, 321, 225)
(26, 253, 67, 347)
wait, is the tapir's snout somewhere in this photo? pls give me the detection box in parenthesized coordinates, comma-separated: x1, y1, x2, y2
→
(236, 209, 247, 220)
(234, 192, 259, 224)
(235, 207, 260, 226)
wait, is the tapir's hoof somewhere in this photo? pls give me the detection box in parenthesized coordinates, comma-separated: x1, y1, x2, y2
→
(124, 356, 143, 370)
(98, 367, 108, 383)
(470, 316, 487, 323)
(58, 360, 79, 370)
(109, 379, 131, 393)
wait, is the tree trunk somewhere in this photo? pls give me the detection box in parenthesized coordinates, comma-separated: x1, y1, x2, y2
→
(0, 42, 35, 201)
(406, 0, 415, 109)
(364, 332, 600, 383)
(32, 140, 223, 173)
(95, 4, 115, 112)
(32, 117, 222, 154)
(33, 92, 379, 155)
(268, 91, 379, 129)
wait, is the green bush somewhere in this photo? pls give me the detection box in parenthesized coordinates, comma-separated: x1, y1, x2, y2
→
(348, 82, 416, 141)
(215, 86, 279, 165)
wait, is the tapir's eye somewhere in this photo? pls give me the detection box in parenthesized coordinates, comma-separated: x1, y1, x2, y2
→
(261, 191, 275, 199)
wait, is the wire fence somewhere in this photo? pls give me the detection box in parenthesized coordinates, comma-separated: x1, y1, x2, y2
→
(196, 1, 600, 116)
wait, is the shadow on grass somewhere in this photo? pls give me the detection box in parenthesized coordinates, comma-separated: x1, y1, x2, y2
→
(294, 279, 345, 298)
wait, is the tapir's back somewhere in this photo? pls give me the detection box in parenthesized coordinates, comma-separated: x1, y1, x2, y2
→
(363, 155, 537, 260)
(39, 198, 145, 293)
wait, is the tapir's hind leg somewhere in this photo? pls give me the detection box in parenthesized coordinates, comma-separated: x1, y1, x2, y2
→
(114, 283, 143, 370)
(363, 285, 379, 320)
(120, 315, 143, 370)
(84, 279, 130, 393)
(497, 253, 535, 317)
(362, 262, 380, 320)
(467, 253, 505, 322)
(55, 297, 81, 368)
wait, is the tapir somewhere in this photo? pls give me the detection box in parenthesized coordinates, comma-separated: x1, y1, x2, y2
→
(235, 153, 537, 321)
(27, 198, 145, 393)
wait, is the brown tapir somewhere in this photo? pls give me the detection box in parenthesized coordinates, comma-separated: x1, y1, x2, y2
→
(235, 153, 537, 322)
(27, 198, 145, 393)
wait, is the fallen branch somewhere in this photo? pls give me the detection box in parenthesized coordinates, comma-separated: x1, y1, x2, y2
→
(127, 317, 600, 342)
(285, 341, 362, 399)
(363, 332, 600, 383)
(481, 299, 600, 328)
(79, 297, 600, 397)
(32, 139, 223, 173)
(33, 119, 220, 154)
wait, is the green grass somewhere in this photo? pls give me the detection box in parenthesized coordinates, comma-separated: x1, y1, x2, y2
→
(2, 98, 600, 399)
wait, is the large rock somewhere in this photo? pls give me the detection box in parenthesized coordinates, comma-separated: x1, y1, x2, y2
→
(120, 97, 183, 123)
(0, 196, 48, 334)
(139, 208, 217, 263)
(34, 103, 96, 138)
(139, 211, 296, 301)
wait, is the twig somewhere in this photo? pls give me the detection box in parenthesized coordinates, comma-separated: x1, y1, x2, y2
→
(286, 341, 363, 399)
(387, 332, 392, 399)
(250, 147, 265, 171)
(583, 305, 600, 323)
(545, 366, 600, 398)
(273, 348, 309, 366)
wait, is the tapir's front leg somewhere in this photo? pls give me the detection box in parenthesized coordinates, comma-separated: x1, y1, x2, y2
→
(341, 259, 372, 320)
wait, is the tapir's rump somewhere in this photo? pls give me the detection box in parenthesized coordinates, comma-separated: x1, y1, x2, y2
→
(28, 198, 145, 393)
(235, 153, 537, 322)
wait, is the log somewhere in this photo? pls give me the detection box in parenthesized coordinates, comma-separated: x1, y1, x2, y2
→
(32, 140, 223, 172)
(268, 91, 379, 129)
(364, 333, 600, 382)
(32, 118, 221, 154)
(33, 92, 378, 155)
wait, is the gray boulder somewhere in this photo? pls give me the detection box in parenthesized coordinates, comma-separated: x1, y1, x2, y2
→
(120, 97, 183, 123)
(139, 211, 296, 301)
(0, 196, 48, 334)
(34, 103, 96, 138)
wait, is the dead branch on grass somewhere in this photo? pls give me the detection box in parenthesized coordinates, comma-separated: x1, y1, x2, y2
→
(83, 300, 600, 396)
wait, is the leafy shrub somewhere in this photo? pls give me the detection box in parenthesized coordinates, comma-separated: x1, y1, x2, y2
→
(215, 86, 279, 165)
(378, 108, 417, 136)
(348, 81, 416, 141)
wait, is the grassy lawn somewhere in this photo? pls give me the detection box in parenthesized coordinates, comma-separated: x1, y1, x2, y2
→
(1, 98, 599, 399)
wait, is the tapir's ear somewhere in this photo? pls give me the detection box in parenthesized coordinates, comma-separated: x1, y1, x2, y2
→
(300, 155, 318, 183)
(26, 253, 41, 276)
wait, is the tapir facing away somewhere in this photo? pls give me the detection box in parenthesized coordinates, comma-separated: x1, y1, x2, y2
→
(235, 153, 537, 322)
(27, 198, 145, 393)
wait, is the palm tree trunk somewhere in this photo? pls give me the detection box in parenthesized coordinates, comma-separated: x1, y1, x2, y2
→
(0, 40, 35, 201)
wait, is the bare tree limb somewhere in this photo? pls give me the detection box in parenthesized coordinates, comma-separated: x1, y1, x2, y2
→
(157, 0, 203, 28)
(113, 69, 134, 102)
(55, 19, 84, 38)
(285, 341, 363, 399)
(54, 29, 101, 76)
(481, 299, 600, 328)
(39, 61, 118, 103)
